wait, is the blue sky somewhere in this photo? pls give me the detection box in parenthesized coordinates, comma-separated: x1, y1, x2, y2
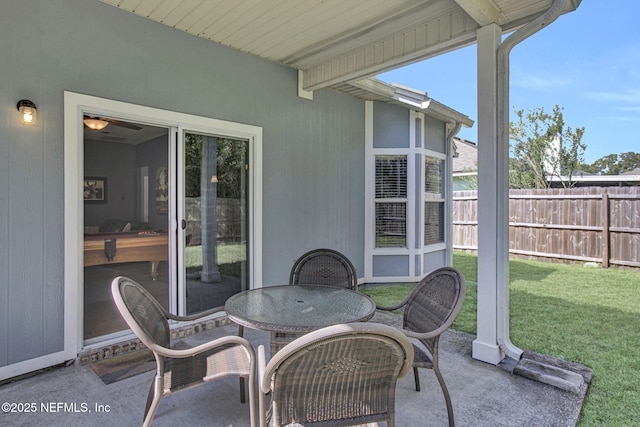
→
(378, 1, 639, 164)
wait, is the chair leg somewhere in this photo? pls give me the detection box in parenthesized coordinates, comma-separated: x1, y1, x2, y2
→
(239, 377, 246, 403)
(237, 325, 246, 403)
(433, 366, 454, 427)
(143, 376, 163, 427)
(413, 366, 421, 392)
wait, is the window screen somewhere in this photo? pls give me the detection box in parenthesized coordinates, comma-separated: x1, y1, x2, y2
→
(424, 156, 445, 245)
(376, 156, 407, 198)
(375, 202, 406, 247)
(424, 201, 444, 245)
(375, 155, 407, 248)
(425, 157, 444, 198)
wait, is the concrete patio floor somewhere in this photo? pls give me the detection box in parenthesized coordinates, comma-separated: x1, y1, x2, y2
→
(0, 311, 590, 427)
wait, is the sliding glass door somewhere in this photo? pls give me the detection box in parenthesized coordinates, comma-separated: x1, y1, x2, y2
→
(181, 132, 250, 314)
(82, 118, 170, 343)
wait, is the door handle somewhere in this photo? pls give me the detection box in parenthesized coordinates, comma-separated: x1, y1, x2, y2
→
(181, 219, 187, 230)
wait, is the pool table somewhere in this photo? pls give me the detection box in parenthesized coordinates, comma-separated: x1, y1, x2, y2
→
(84, 231, 169, 280)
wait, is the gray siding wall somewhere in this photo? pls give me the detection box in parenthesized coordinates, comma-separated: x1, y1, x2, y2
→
(1, 0, 364, 367)
(425, 115, 446, 153)
(373, 102, 409, 148)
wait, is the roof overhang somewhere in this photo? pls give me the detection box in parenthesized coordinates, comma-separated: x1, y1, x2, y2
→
(100, 0, 582, 92)
(345, 78, 474, 127)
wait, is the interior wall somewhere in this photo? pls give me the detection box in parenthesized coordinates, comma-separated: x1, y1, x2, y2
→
(83, 134, 169, 230)
(83, 140, 137, 227)
(0, 0, 364, 369)
(136, 136, 170, 230)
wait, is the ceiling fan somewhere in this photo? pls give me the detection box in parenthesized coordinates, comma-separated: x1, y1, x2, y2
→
(83, 115, 143, 131)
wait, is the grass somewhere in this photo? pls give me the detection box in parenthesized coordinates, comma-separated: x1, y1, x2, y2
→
(185, 243, 247, 277)
(184, 243, 246, 267)
(361, 251, 640, 426)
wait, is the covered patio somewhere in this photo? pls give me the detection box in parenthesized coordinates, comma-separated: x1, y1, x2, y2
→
(0, 312, 590, 426)
(2, 0, 587, 408)
(88, 0, 583, 366)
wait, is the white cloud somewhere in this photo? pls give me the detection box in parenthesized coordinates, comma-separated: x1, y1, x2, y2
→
(605, 116, 640, 122)
(512, 75, 573, 90)
(585, 88, 640, 103)
(617, 106, 640, 112)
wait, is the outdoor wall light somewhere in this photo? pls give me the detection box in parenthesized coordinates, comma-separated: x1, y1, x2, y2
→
(17, 99, 37, 125)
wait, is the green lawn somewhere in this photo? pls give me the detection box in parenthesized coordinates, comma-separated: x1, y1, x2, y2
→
(361, 252, 640, 426)
(184, 243, 246, 268)
(185, 243, 247, 277)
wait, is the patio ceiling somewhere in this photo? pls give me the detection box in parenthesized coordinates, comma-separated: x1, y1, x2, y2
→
(100, 0, 580, 92)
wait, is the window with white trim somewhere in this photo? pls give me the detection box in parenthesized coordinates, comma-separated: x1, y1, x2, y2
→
(375, 155, 407, 248)
(424, 156, 445, 245)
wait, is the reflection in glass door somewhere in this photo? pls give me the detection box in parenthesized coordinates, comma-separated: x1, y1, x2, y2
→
(82, 119, 169, 343)
(182, 132, 249, 314)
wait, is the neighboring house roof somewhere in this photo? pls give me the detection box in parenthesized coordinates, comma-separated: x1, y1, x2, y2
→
(452, 137, 478, 173)
(622, 168, 640, 175)
(449, 139, 640, 188)
(548, 173, 640, 187)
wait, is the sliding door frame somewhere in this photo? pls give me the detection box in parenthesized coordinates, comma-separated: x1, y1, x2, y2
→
(64, 91, 263, 353)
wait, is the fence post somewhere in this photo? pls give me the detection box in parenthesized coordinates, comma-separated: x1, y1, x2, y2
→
(602, 192, 610, 268)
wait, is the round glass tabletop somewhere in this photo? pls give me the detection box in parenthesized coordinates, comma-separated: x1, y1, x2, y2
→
(225, 284, 376, 333)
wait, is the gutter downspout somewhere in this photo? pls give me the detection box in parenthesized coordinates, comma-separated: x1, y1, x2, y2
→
(495, 0, 570, 360)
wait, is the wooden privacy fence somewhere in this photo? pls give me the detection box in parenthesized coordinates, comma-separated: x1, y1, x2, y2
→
(452, 187, 640, 269)
(185, 197, 244, 245)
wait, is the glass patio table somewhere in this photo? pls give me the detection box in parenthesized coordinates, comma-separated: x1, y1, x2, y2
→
(225, 284, 376, 354)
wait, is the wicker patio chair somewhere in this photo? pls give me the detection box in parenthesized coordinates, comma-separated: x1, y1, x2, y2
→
(111, 276, 256, 427)
(258, 323, 414, 427)
(271, 248, 358, 350)
(289, 248, 358, 291)
(376, 267, 465, 427)
(272, 249, 361, 354)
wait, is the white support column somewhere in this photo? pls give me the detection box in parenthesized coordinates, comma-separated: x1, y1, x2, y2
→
(363, 101, 374, 280)
(473, 23, 505, 365)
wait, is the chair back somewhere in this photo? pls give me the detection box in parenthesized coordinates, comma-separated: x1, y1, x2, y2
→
(112, 277, 257, 427)
(403, 267, 465, 355)
(260, 323, 413, 427)
(111, 276, 171, 349)
(289, 248, 357, 290)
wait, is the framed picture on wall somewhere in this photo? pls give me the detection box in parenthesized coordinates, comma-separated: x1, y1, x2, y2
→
(84, 177, 107, 202)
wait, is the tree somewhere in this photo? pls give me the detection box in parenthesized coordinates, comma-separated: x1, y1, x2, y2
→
(582, 152, 640, 175)
(509, 105, 586, 189)
(184, 134, 247, 199)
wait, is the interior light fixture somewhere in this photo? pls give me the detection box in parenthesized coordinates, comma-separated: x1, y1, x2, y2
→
(83, 117, 109, 130)
(17, 99, 37, 125)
